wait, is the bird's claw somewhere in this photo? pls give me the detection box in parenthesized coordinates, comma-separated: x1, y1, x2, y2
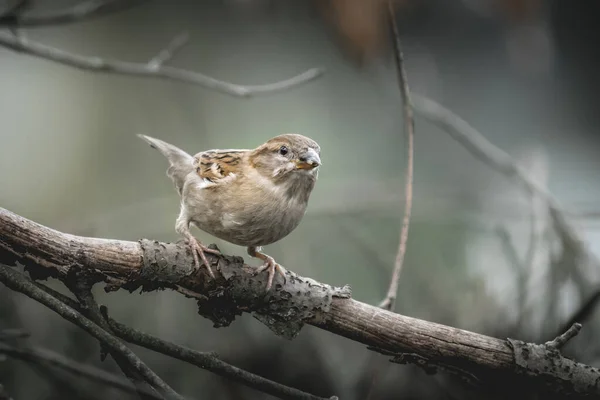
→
(254, 256, 286, 291)
(187, 238, 220, 279)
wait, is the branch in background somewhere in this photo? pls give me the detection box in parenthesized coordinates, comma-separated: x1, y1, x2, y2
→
(147, 32, 189, 70)
(103, 311, 330, 400)
(0, 383, 12, 400)
(553, 291, 600, 342)
(1, 208, 599, 396)
(0, 0, 148, 27)
(0, 31, 323, 98)
(368, 3, 416, 398)
(0, 0, 30, 22)
(496, 226, 530, 329)
(68, 279, 162, 400)
(379, 0, 415, 312)
(411, 93, 600, 329)
(3, 267, 335, 400)
(0, 1, 324, 97)
(411, 94, 585, 255)
(0, 328, 29, 340)
(0, 341, 163, 400)
(0, 267, 184, 400)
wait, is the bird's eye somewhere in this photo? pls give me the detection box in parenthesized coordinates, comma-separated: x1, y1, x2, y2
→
(278, 146, 288, 156)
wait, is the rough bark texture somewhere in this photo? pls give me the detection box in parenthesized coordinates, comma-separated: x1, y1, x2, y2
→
(1, 207, 599, 397)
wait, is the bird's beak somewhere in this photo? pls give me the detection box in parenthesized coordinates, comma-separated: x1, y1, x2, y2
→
(295, 148, 321, 170)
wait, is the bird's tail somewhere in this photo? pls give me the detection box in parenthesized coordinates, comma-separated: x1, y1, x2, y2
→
(137, 134, 194, 194)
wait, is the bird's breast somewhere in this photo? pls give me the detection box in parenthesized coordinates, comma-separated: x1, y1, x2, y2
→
(186, 172, 314, 247)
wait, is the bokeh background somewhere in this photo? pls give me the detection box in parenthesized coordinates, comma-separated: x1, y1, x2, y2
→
(2, 0, 600, 399)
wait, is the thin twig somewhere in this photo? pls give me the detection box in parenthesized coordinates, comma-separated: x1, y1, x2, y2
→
(8, 269, 332, 400)
(379, 1, 415, 312)
(103, 308, 333, 400)
(0, 0, 29, 21)
(411, 94, 581, 249)
(0, 0, 147, 27)
(0, 265, 185, 400)
(545, 323, 582, 350)
(0, 32, 324, 98)
(0, 382, 12, 400)
(411, 94, 598, 303)
(0, 328, 30, 340)
(147, 32, 189, 70)
(554, 290, 600, 341)
(0, 342, 164, 399)
(69, 278, 163, 400)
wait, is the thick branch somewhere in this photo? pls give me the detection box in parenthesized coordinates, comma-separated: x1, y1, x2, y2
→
(3, 259, 335, 400)
(1, 207, 599, 396)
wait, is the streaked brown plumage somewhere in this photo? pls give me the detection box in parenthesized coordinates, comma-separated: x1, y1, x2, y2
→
(138, 134, 321, 291)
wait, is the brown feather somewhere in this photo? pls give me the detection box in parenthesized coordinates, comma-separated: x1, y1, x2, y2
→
(192, 150, 245, 183)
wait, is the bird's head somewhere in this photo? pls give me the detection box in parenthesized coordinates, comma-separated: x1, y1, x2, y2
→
(249, 134, 321, 185)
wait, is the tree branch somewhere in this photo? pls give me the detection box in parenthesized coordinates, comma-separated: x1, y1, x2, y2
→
(545, 323, 582, 350)
(0, 382, 12, 400)
(411, 94, 585, 256)
(0, 0, 30, 22)
(378, 0, 415, 312)
(0, 0, 148, 27)
(0, 31, 323, 98)
(0, 340, 163, 399)
(553, 289, 600, 341)
(0, 266, 184, 400)
(2, 267, 335, 400)
(1, 207, 600, 396)
(147, 32, 189, 70)
(411, 93, 600, 338)
(102, 310, 332, 400)
(68, 278, 163, 400)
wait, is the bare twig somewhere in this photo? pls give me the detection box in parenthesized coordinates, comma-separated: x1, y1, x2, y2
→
(102, 309, 332, 400)
(545, 323, 582, 350)
(0, 328, 30, 340)
(0, 0, 29, 21)
(411, 94, 582, 250)
(0, 382, 12, 400)
(147, 32, 190, 70)
(0, 0, 147, 27)
(379, 1, 415, 312)
(554, 290, 600, 341)
(6, 268, 333, 400)
(496, 226, 531, 328)
(69, 279, 163, 400)
(0, 266, 184, 400)
(411, 94, 599, 302)
(0, 32, 323, 97)
(0, 341, 163, 399)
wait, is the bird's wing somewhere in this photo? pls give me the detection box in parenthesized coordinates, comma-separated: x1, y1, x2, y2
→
(192, 149, 248, 187)
(137, 134, 194, 195)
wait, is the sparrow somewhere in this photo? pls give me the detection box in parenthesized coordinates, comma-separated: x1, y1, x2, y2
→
(137, 133, 321, 291)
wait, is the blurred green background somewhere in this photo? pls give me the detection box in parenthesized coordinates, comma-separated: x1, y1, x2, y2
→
(2, 0, 600, 399)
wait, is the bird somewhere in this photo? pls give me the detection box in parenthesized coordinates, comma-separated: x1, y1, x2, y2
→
(137, 133, 321, 291)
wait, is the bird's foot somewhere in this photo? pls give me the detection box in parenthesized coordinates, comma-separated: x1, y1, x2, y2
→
(253, 255, 286, 291)
(185, 236, 220, 279)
